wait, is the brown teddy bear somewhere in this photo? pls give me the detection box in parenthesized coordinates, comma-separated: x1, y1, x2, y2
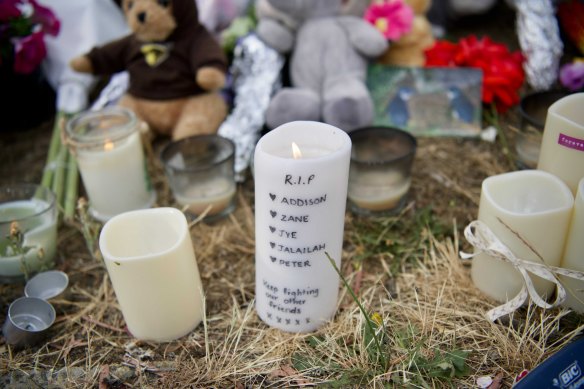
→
(378, 0, 434, 66)
(70, 0, 228, 140)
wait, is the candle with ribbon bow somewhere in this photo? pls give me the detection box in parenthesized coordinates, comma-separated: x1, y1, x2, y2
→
(560, 177, 584, 313)
(468, 170, 574, 316)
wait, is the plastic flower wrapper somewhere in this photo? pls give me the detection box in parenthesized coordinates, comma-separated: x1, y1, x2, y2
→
(424, 35, 525, 112)
(0, 0, 60, 74)
(559, 59, 584, 92)
(364, 0, 414, 41)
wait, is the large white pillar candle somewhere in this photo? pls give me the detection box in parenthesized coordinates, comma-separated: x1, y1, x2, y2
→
(471, 170, 574, 303)
(560, 177, 584, 313)
(537, 93, 584, 195)
(254, 121, 351, 332)
(99, 207, 204, 342)
(66, 107, 155, 222)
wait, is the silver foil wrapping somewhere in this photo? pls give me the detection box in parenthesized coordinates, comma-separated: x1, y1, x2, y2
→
(218, 33, 285, 182)
(514, 0, 563, 91)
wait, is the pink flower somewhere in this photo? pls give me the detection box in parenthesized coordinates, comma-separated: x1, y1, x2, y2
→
(559, 60, 584, 91)
(364, 0, 414, 41)
(12, 29, 46, 74)
(0, 0, 21, 23)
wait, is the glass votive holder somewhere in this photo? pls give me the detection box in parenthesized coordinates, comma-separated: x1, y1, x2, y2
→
(161, 135, 236, 221)
(516, 90, 570, 169)
(348, 127, 417, 216)
(65, 107, 155, 222)
(2, 296, 56, 348)
(0, 184, 57, 283)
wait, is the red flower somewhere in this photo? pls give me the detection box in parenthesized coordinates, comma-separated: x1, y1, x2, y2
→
(12, 29, 46, 74)
(0, 1, 21, 23)
(424, 35, 525, 111)
(30, 0, 60, 36)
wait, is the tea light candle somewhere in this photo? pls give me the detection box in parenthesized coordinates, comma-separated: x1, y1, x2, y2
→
(560, 177, 584, 313)
(99, 208, 204, 342)
(471, 170, 574, 303)
(537, 92, 584, 194)
(66, 107, 155, 222)
(254, 121, 351, 332)
(0, 185, 57, 282)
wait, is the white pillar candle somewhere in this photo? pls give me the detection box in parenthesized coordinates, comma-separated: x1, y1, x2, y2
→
(99, 207, 204, 342)
(67, 107, 155, 222)
(471, 170, 574, 303)
(560, 177, 584, 313)
(254, 121, 351, 332)
(537, 93, 584, 195)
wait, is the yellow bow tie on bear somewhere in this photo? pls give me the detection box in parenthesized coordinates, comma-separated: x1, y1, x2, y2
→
(141, 43, 170, 67)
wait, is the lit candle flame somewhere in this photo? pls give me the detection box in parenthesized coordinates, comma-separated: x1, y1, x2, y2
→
(292, 142, 302, 159)
(104, 140, 114, 151)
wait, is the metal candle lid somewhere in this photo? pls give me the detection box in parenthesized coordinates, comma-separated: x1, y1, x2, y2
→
(24, 270, 69, 300)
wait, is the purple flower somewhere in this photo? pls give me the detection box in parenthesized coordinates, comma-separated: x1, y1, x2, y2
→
(12, 29, 46, 74)
(30, 0, 60, 36)
(559, 60, 584, 91)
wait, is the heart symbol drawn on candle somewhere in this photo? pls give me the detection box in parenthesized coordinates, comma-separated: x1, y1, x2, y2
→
(270, 242, 275, 248)
(269, 226, 276, 233)
(269, 193, 276, 201)
(270, 256, 276, 262)
(270, 211, 277, 218)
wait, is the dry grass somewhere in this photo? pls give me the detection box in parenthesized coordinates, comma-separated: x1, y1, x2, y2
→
(1, 107, 583, 388)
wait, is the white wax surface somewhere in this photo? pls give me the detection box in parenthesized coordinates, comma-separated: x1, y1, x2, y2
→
(471, 170, 574, 303)
(348, 171, 410, 211)
(99, 208, 204, 342)
(0, 200, 57, 277)
(254, 121, 351, 332)
(174, 178, 236, 216)
(76, 131, 154, 221)
(537, 93, 584, 195)
(560, 178, 584, 313)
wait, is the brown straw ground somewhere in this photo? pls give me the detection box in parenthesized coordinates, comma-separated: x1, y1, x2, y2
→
(1, 112, 583, 388)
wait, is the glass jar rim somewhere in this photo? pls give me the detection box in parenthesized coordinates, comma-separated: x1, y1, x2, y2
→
(160, 134, 235, 173)
(66, 106, 138, 146)
(0, 184, 56, 224)
(349, 126, 417, 166)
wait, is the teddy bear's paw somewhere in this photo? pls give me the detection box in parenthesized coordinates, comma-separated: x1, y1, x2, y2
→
(266, 88, 321, 129)
(70, 56, 94, 73)
(323, 77, 374, 131)
(196, 67, 227, 91)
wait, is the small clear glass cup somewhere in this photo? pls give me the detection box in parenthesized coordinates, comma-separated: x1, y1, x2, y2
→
(348, 127, 417, 216)
(0, 184, 57, 283)
(516, 90, 570, 169)
(161, 135, 236, 221)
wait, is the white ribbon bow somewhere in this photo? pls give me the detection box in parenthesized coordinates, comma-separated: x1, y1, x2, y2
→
(460, 220, 584, 322)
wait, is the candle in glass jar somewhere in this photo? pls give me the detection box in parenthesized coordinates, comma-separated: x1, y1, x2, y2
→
(348, 171, 411, 212)
(174, 178, 236, 216)
(537, 93, 584, 194)
(0, 185, 57, 282)
(471, 170, 574, 303)
(99, 207, 204, 342)
(254, 121, 351, 332)
(560, 177, 584, 313)
(66, 107, 155, 222)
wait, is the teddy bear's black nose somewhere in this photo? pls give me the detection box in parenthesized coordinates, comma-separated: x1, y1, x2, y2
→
(137, 11, 146, 23)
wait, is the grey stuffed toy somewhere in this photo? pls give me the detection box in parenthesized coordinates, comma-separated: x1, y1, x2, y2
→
(257, 0, 388, 131)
